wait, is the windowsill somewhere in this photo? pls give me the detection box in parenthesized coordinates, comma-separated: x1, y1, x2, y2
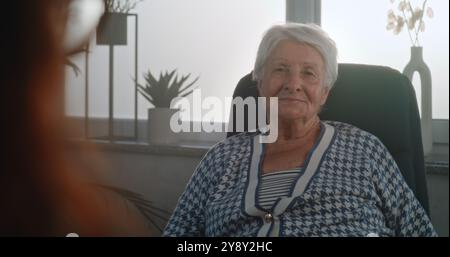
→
(69, 138, 213, 158)
(68, 137, 449, 176)
(425, 164, 449, 176)
(425, 143, 449, 175)
(65, 113, 448, 173)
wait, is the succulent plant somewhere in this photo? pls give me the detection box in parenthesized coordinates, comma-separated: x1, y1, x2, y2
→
(137, 69, 199, 108)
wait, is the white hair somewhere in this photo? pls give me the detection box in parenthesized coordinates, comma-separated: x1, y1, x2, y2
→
(253, 23, 338, 90)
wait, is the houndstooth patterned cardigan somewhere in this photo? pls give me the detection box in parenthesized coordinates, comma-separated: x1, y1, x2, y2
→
(163, 121, 436, 237)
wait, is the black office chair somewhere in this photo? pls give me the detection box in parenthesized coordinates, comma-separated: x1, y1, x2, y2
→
(227, 63, 429, 214)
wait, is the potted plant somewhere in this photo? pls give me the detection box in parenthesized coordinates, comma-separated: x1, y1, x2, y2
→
(97, 0, 144, 45)
(137, 69, 199, 144)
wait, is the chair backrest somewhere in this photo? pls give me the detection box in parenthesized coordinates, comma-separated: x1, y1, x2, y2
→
(227, 63, 429, 213)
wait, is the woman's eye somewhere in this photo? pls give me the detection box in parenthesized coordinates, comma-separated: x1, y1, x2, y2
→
(302, 70, 316, 77)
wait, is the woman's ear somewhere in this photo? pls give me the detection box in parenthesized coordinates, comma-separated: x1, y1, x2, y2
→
(256, 81, 263, 96)
(320, 87, 330, 105)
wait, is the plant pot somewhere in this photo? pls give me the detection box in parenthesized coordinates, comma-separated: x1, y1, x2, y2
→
(147, 108, 180, 145)
(96, 12, 128, 45)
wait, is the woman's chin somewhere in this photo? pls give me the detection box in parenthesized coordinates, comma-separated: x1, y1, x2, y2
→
(278, 111, 308, 121)
(277, 105, 306, 118)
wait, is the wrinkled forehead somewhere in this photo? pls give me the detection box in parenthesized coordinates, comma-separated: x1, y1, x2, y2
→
(266, 40, 325, 69)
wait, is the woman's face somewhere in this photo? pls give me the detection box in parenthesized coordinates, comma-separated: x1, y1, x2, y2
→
(258, 40, 329, 123)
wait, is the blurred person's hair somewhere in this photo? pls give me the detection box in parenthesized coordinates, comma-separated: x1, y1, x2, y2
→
(0, 0, 150, 236)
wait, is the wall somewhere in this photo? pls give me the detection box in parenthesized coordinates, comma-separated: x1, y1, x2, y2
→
(87, 144, 206, 232)
(427, 171, 449, 236)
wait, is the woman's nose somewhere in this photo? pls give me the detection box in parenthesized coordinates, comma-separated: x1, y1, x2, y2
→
(283, 71, 302, 92)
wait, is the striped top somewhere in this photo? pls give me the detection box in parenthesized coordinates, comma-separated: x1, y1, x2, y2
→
(257, 169, 303, 210)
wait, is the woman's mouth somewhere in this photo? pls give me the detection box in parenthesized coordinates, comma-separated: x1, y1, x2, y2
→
(279, 98, 305, 102)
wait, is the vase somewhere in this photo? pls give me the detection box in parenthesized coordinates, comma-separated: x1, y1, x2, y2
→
(403, 46, 433, 156)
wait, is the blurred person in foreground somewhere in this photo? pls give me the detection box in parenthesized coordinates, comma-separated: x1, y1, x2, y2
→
(0, 0, 153, 236)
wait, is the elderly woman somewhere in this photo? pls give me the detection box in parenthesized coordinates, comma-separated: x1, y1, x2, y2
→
(163, 23, 436, 237)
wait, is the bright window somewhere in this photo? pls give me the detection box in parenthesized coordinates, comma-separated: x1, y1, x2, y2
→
(65, 0, 285, 122)
(322, 0, 449, 119)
